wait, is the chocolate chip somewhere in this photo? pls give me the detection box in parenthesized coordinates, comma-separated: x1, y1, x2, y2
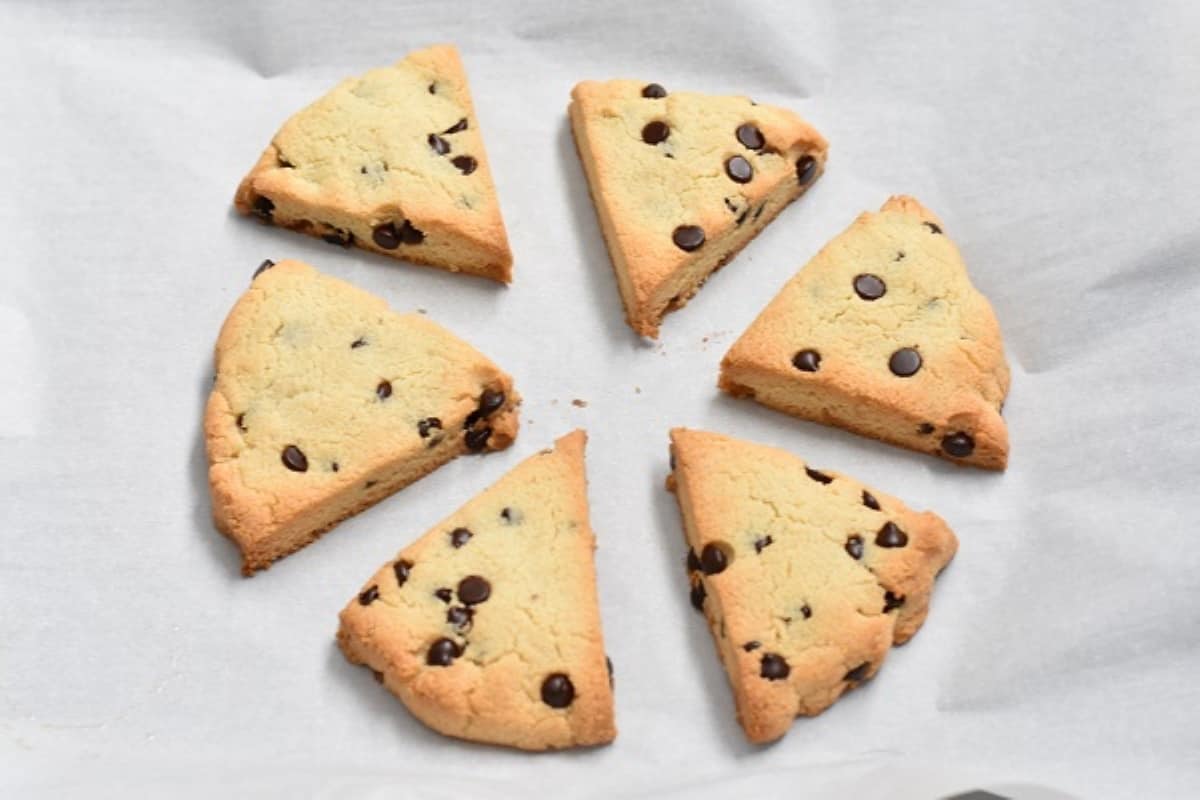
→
(372, 222, 400, 249)
(672, 225, 705, 252)
(760, 653, 790, 680)
(853, 274, 886, 300)
(253, 259, 275, 278)
(800, 604, 813, 619)
(641, 83, 668, 98)
(376, 380, 392, 400)
(686, 549, 701, 573)
(322, 228, 353, 247)
(364, 480, 377, 489)
(252, 196, 274, 221)
(500, 507, 521, 524)
(541, 673, 575, 708)
(398, 220, 425, 244)
(330, 462, 339, 472)
(792, 349, 821, 372)
(690, 579, 706, 610)
(350, 337, 368, 349)
(845, 535, 864, 560)
(371, 669, 384, 683)
(700, 543, 729, 575)
(642, 121, 669, 144)
(736, 207, 750, 225)
(606, 656, 614, 687)
(358, 585, 379, 605)
(465, 427, 492, 451)
(942, 432, 975, 458)
(281, 445, 308, 472)
(428, 83, 437, 94)
(875, 522, 908, 548)
(889, 348, 922, 377)
(736, 123, 765, 151)
(918, 422, 935, 435)
(418, 417, 442, 439)
(451, 155, 477, 175)
(796, 154, 818, 185)
(923, 221, 943, 235)
(478, 389, 505, 416)
(805, 467, 833, 485)
(276, 154, 294, 168)
(428, 134, 451, 155)
(754, 535, 773, 554)
(449, 527, 472, 548)
(725, 155, 753, 183)
(457, 575, 491, 605)
(895, 251, 906, 261)
(426, 637, 461, 666)
(434, 588, 453, 603)
(393, 560, 412, 586)
(845, 662, 871, 682)
(446, 606, 473, 630)
(753, 203, 766, 221)
(236, 413, 247, 432)
(883, 591, 905, 613)
(862, 490, 881, 511)
(743, 641, 761, 652)
(442, 118, 468, 134)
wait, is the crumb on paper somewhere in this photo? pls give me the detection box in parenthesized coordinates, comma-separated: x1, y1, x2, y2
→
(417, 308, 427, 315)
(551, 399, 558, 406)
(571, 399, 588, 408)
(634, 386, 641, 394)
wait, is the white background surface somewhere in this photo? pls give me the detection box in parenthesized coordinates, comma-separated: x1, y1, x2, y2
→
(2, 1, 1199, 798)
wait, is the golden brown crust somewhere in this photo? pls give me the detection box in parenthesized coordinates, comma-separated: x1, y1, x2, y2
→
(569, 79, 828, 337)
(667, 428, 957, 743)
(720, 195, 1010, 469)
(205, 259, 519, 575)
(337, 431, 616, 750)
(234, 44, 512, 282)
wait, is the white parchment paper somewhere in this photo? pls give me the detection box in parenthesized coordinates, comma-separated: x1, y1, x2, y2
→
(2, 2, 1199, 797)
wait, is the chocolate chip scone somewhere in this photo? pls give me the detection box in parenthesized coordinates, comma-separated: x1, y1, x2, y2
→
(205, 259, 519, 575)
(569, 80, 828, 337)
(667, 428, 957, 743)
(234, 44, 512, 282)
(338, 430, 615, 751)
(720, 196, 1011, 469)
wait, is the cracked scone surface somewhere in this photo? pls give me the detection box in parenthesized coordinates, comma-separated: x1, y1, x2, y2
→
(569, 79, 828, 337)
(667, 428, 956, 743)
(337, 430, 615, 751)
(721, 195, 1010, 468)
(234, 44, 512, 282)
(205, 259, 519, 575)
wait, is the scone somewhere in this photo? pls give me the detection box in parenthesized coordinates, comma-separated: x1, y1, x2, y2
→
(667, 428, 957, 743)
(720, 196, 1010, 469)
(569, 79, 828, 337)
(205, 259, 519, 574)
(337, 431, 615, 751)
(234, 44, 512, 282)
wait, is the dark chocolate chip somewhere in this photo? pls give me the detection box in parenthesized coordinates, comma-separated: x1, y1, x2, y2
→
(276, 154, 294, 168)
(670, 452, 677, 471)
(917, 422, 935, 435)
(428, 133, 451, 155)
(641, 83, 667, 98)
(372, 222, 401, 249)
(923, 221, 943, 235)
(760, 653, 790, 680)
(442, 117, 468, 134)
(478, 389, 505, 416)
(350, 337, 368, 349)
(800, 604, 813, 619)
(426, 637, 461, 667)
(358, 585, 379, 605)
(541, 673, 575, 708)
(465, 426, 492, 451)
(942, 432, 975, 458)
(753, 203, 766, 221)
(736, 207, 750, 225)
(883, 591, 905, 613)
(889, 347, 923, 377)
(792, 349, 821, 372)
(322, 228, 353, 247)
(236, 413, 247, 432)
(875, 522, 908, 548)
(687, 549, 701, 573)
(853, 274, 887, 300)
(805, 467, 833, 485)
(895, 250, 906, 261)
(845, 535, 864, 560)
(376, 380, 392, 400)
(796, 154, 818, 185)
(281, 445, 308, 472)
(451, 155, 477, 175)
(253, 259, 275, 278)
(371, 669, 384, 683)
(690, 579, 706, 610)
(725, 155, 753, 183)
(393, 559, 412, 586)
(434, 588, 453, 603)
(672, 225, 705, 252)
(642, 121, 670, 144)
(364, 480, 377, 489)
(398, 220, 425, 244)
(500, 507, 519, 524)
(743, 641, 761, 652)
(606, 656, 614, 687)
(449, 527, 473, 548)
(845, 662, 871, 682)
(252, 196, 274, 221)
(700, 543, 729, 575)
(754, 535, 773, 554)
(418, 417, 442, 439)
(330, 462, 339, 472)
(862, 490, 881, 511)
(428, 83, 437, 94)
(446, 606, 473, 630)
(457, 575, 491, 605)
(735, 123, 765, 151)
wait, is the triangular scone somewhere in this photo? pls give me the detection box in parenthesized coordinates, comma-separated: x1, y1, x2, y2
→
(338, 431, 615, 751)
(234, 45, 512, 282)
(205, 259, 519, 574)
(667, 428, 957, 743)
(569, 80, 828, 337)
(720, 196, 1010, 469)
